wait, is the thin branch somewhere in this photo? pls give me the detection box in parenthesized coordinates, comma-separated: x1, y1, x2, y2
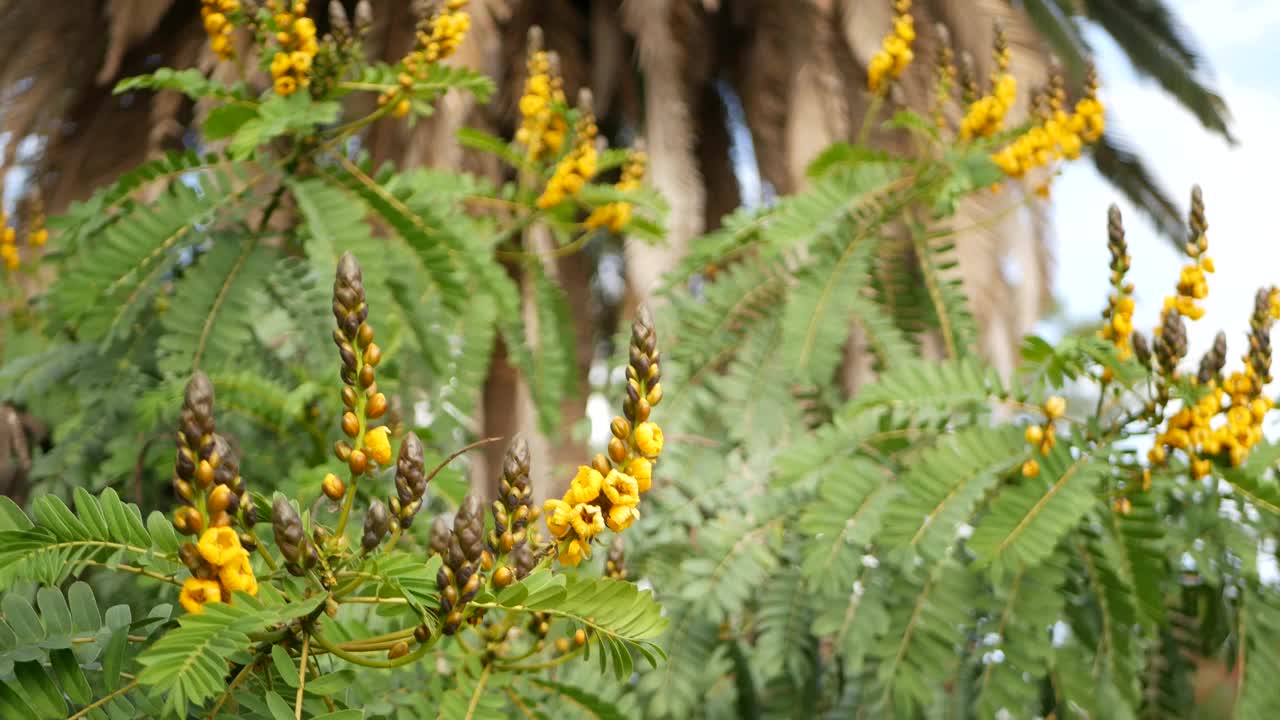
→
(295, 633, 310, 720)
(67, 680, 139, 720)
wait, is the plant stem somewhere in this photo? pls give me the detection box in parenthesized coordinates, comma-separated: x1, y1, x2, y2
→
(308, 625, 433, 668)
(295, 633, 310, 720)
(208, 658, 261, 719)
(495, 644, 585, 672)
(67, 680, 140, 720)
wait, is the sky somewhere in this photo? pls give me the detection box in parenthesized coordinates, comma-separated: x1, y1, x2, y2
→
(1049, 0, 1280, 364)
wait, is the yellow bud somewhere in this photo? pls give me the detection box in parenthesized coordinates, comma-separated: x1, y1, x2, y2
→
(1024, 425, 1044, 445)
(1043, 396, 1066, 420)
(322, 473, 345, 501)
(1021, 458, 1040, 478)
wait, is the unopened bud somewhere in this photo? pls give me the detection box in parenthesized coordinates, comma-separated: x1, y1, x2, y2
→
(608, 437, 627, 463)
(364, 343, 382, 367)
(610, 416, 631, 440)
(348, 449, 368, 475)
(341, 412, 360, 438)
(208, 484, 233, 513)
(367, 392, 388, 419)
(322, 473, 345, 501)
(388, 641, 409, 659)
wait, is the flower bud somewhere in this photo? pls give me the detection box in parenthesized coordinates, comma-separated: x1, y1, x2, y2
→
(366, 392, 388, 419)
(388, 641, 409, 659)
(591, 453, 611, 477)
(1043, 396, 1066, 420)
(634, 397, 651, 423)
(414, 624, 431, 643)
(358, 323, 374, 347)
(196, 459, 215, 487)
(646, 383, 663, 406)
(608, 437, 626, 463)
(364, 343, 382, 367)
(610, 416, 631, 440)
(342, 385, 358, 409)
(174, 479, 194, 501)
(208, 484, 233, 513)
(322, 473, 345, 501)
(493, 566, 514, 588)
(359, 364, 376, 388)
(574, 629, 586, 646)
(348, 449, 368, 475)
(341, 412, 360, 438)
(362, 499, 390, 552)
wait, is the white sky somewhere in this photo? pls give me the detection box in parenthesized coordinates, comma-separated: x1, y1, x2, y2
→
(1049, 0, 1280, 365)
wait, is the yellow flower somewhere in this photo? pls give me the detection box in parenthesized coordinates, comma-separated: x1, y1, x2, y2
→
(29, 228, 47, 247)
(602, 469, 640, 508)
(626, 456, 653, 493)
(218, 553, 259, 596)
(197, 526, 246, 567)
(1, 244, 18, 271)
(270, 52, 292, 78)
(543, 499, 574, 539)
(365, 426, 392, 465)
(560, 537, 590, 566)
(1021, 458, 1039, 478)
(1043, 396, 1066, 420)
(566, 466, 604, 504)
(568, 503, 605, 540)
(289, 51, 312, 73)
(274, 75, 298, 96)
(1024, 425, 1044, 445)
(606, 503, 639, 533)
(179, 577, 223, 614)
(293, 17, 316, 40)
(204, 12, 227, 33)
(393, 99, 411, 118)
(634, 421, 664, 458)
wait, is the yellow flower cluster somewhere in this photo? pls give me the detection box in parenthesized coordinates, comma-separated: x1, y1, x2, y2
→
(201, 0, 240, 60)
(990, 70, 1105, 178)
(867, 0, 914, 93)
(266, 1, 318, 96)
(1150, 287, 1280, 479)
(1151, 375, 1269, 478)
(179, 527, 258, 614)
(408, 0, 471, 68)
(545, 313, 664, 566)
(1020, 396, 1065, 477)
(959, 26, 1014, 139)
(584, 147, 647, 233)
(0, 215, 17, 272)
(536, 102, 598, 209)
(515, 36, 568, 163)
(1099, 206, 1135, 362)
(1157, 217, 1212, 332)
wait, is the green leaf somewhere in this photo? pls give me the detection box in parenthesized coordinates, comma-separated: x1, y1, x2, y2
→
(203, 104, 259, 140)
(229, 93, 340, 158)
(527, 678, 627, 720)
(265, 691, 295, 720)
(968, 442, 1107, 579)
(798, 457, 897, 593)
(455, 127, 532, 172)
(136, 593, 326, 717)
(879, 425, 1025, 565)
(115, 68, 237, 100)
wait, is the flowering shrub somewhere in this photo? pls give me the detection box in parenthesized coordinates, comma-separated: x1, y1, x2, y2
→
(1, 2, 1277, 719)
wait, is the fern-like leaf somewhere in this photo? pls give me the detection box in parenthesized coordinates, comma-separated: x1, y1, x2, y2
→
(879, 425, 1025, 565)
(968, 442, 1108, 579)
(797, 457, 897, 594)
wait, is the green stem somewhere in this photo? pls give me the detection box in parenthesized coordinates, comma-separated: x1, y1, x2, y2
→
(495, 644, 586, 673)
(857, 93, 886, 146)
(68, 680, 139, 720)
(308, 625, 433, 669)
(294, 633, 310, 720)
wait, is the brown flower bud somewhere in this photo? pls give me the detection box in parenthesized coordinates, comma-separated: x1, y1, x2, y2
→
(610, 416, 631, 440)
(178, 542, 202, 571)
(366, 392, 388, 419)
(174, 479, 194, 501)
(608, 437, 627, 463)
(359, 364, 376, 388)
(362, 499, 390, 552)
(429, 515, 451, 557)
(341, 412, 360, 438)
(592, 453, 611, 477)
(334, 440, 352, 461)
(493, 566, 514, 588)
(555, 638, 570, 653)
(239, 532, 258, 553)
(455, 493, 486, 564)
(342, 385, 358, 409)
(388, 641, 409, 659)
(364, 343, 382, 367)
(358, 323, 374, 347)
(348, 449, 368, 475)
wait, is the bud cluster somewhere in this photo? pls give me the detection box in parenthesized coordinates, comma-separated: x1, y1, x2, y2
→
(1020, 395, 1065, 479)
(437, 493, 488, 635)
(329, 253, 394, 527)
(273, 495, 319, 576)
(543, 308, 664, 566)
(489, 437, 537, 588)
(170, 372, 259, 613)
